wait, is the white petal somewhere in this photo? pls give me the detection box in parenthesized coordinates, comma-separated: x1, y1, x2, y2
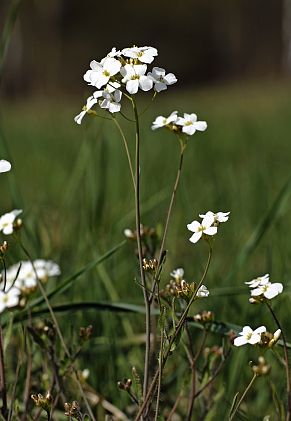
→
(187, 220, 201, 233)
(195, 121, 207, 131)
(182, 125, 196, 136)
(189, 232, 202, 244)
(154, 82, 167, 92)
(126, 80, 139, 94)
(139, 76, 153, 91)
(253, 326, 266, 334)
(163, 73, 177, 85)
(234, 336, 247, 346)
(108, 102, 121, 113)
(203, 226, 217, 236)
(201, 213, 215, 228)
(74, 110, 86, 125)
(0, 160, 11, 173)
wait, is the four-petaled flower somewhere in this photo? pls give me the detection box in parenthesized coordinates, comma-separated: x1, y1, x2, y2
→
(196, 285, 209, 298)
(0, 287, 20, 314)
(245, 274, 270, 289)
(187, 213, 217, 244)
(0, 160, 11, 173)
(100, 89, 122, 113)
(122, 46, 158, 64)
(120, 64, 153, 94)
(84, 57, 121, 89)
(199, 211, 230, 223)
(251, 281, 283, 300)
(234, 325, 266, 347)
(148, 67, 177, 92)
(176, 113, 207, 136)
(0, 209, 22, 235)
(151, 111, 178, 130)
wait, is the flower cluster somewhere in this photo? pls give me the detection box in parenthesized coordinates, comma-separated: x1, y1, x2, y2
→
(234, 325, 281, 348)
(187, 211, 230, 244)
(245, 274, 283, 302)
(161, 268, 209, 301)
(75, 46, 177, 124)
(0, 259, 61, 314)
(152, 111, 207, 136)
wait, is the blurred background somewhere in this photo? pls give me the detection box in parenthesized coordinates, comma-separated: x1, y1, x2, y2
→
(1, 0, 291, 417)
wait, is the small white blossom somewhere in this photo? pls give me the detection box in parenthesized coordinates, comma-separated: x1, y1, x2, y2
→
(84, 57, 121, 89)
(151, 111, 178, 130)
(147, 67, 177, 92)
(0, 160, 11, 173)
(74, 91, 103, 125)
(82, 368, 90, 380)
(176, 113, 207, 136)
(3, 260, 61, 293)
(196, 285, 209, 298)
(0, 287, 20, 314)
(187, 213, 217, 244)
(234, 325, 266, 347)
(106, 47, 121, 58)
(124, 228, 134, 239)
(122, 46, 158, 64)
(170, 268, 184, 281)
(199, 211, 230, 223)
(251, 281, 283, 300)
(245, 274, 270, 289)
(120, 64, 153, 94)
(0, 209, 22, 235)
(100, 89, 122, 113)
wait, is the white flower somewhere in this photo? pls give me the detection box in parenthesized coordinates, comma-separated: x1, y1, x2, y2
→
(106, 47, 121, 58)
(170, 268, 184, 281)
(84, 57, 121, 89)
(199, 211, 230, 223)
(176, 113, 207, 136)
(245, 274, 270, 289)
(122, 46, 158, 64)
(0, 209, 22, 235)
(234, 325, 266, 347)
(120, 64, 153, 94)
(151, 111, 178, 130)
(82, 368, 90, 380)
(187, 213, 217, 244)
(148, 67, 177, 92)
(0, 160, 11, 173)
(100, 89, 122, 113)
(251, 281, 283, 300)
(124, 228, 134, 239)
(74, 91, 103, 125)
(0, 287, 20, 314)
(196, 285, 209, 298)
(3, 260, 61, 293)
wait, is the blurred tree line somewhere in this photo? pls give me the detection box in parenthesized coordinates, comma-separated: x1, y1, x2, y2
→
(0, 0, 288, 98)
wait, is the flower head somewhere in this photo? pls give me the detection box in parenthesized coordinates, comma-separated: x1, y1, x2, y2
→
(0, 287, 20, 314)
(176, 113, 207, 136)
(187, 213, 217, 244)
(234, 325, 266, 347)
(151, 111, 178, 130)
(100, 89, 122, 113)
(122, 46, 158, 64)
(0, 160, 11, 173)
(0, 209, 22, 235)
(245, 274, 270, 289)
(148, 67, 177, 92)
(251, 281, 283, 300)
(196, 284, 209, 298)
(120, 64, 153, 94)
(199, 211, 230, 224)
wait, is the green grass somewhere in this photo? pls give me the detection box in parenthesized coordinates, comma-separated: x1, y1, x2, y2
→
(1, 79, 291, 418)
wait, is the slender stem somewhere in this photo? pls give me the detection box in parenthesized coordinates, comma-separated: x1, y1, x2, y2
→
(0, 319, 8, 420)
(134, 246, 212, 421)
(165, 391, 183, 421)
(131, 97, 151, 405)
(149, 144, 185, 304)
(18, 240, 96, 421)
(154, 315, 164, 421)
(229, 373, 257, 421)
(266, 301, 291, 420)
(112, 117, 136, 190)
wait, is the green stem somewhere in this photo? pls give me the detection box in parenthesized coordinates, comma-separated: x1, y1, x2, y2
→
(266, 301, 291, 420)
(0, 318, 8, 420)
(112, 117, 136, 190)
(134, 245, 212, 421)
(229, 373, 258, 421)
(131, 97, 151, 406)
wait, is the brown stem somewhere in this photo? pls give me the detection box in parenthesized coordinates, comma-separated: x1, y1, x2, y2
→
(165, 390, 183, 421)
(266, 301, 291, 421)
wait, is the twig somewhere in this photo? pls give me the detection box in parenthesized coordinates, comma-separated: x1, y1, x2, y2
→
(229, 373, 257, 421)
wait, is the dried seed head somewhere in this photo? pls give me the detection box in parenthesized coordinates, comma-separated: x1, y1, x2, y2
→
(0, 241, 8, 254)
(252, 356, 271, 376)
